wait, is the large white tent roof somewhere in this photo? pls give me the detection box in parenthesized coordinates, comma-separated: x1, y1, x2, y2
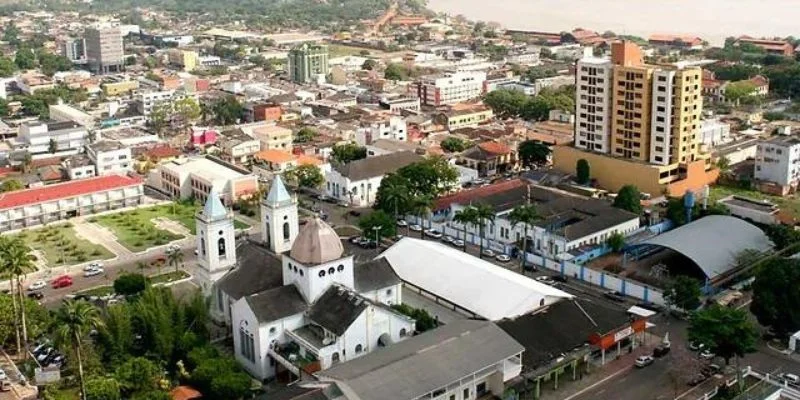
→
(381, 238, 572, 321)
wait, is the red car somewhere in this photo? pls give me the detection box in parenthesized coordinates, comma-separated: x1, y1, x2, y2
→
(51, 275, 73, 289)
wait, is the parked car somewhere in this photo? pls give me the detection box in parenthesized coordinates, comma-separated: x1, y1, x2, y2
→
(36, 347, 54, 363)
(28, 280, 46, 291)
(634, 355, 654, 368)
(84, 262, 102, 271)
(481, 249, 495, 257)
(688, 373, 708, 386)
(423, 229, 443, 239)
(27, 292, 44, 300)
(350, 236, 364, 245)
(396, 219, 408, 227)
(337, 200, 349, 207)
(653, 344, 671, 358)
(442, 235, 455, 244)
(51, 275, 73, 289)
(699, 349, 715, 360)
(781, 373, 800, 385)
(552, 275, 568, 283)
(604, 291, 626, 302)
(701, 364, 721, 377)
(452, 239, 465, 247)
(409, 224, 423, 232)
(84, 266, 104, 277)
(688, 341, 706, 351)
(495, 254, 511, 262)
(316, 194, 330, 202)
(535, 276, 556, 286)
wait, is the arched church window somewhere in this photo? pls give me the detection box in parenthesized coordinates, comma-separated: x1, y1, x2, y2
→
(283, 222, 290, 240)
(337, 264, 344, 272)
(218, 238, 226, 256)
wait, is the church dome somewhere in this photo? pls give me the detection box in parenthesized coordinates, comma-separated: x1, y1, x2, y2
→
(289, 217, 344, 264)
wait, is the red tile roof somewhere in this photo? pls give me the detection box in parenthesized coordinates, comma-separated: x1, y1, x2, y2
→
(478, 141, 512, 155)
(434, 179, 526, 211)
(0, 174, 142, 210)
(170, 386, 202, 400)
(144, 145, 182, 160)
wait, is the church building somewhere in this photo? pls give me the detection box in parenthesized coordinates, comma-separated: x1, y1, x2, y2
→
(194, 176, 414, 381)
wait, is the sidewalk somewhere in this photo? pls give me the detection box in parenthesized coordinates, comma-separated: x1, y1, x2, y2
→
(539, 333, 661, 400)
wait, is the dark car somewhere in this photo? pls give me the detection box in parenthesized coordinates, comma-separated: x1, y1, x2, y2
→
(349, 210, 361, 217)
(604, 291, 626, 302)
(688, 373, 707, 386)
(27, 292, 44, 300)
(653, 344, 670, 358)
(701, 364, 721, 377)
(552, 275, 568, 283)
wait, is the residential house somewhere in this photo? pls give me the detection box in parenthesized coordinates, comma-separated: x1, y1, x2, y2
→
(459, 141, 517, 177)
(218, 128, 261, 164)
(252, 125, 293, 151)
(157, 156, 259, 204)
(434, 106, 494, 131)
(85, 140, 133, 176)
(325, 151, 423, 207)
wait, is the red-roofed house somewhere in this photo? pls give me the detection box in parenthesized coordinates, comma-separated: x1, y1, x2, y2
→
(735, 37, 794, 56)
(0, 174, 143, 232)
(703, 70, 770, 103)
(170, 386, 202, 400)
(458, 141, 518, 177)
(648, 34, 704, 50)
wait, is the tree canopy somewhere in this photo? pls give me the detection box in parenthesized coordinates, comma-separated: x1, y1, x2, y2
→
(518, 140, 551, 167)
(663, 276, 702, 311)
(331, 143, 367, 164)
(211, 96, 245, 125)
(613, 185, 643, 214)
(688, 305, 757, 365)
(440, 137, 469, 153)
(358, 210, 397, 239)
(575, 159, 590, 184)
(751, 257, 800, 337)
(284, 165, 324, 189)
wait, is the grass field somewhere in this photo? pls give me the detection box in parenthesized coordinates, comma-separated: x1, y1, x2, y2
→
(77, 285, 115, 297)
(150, 270, 190, 285)
(131, 203, 250, 234)
(710, 185, 800, 219)
(13, 224, 114, 268)
(328, 44, 377, 57)
(94, 209, 183, 252)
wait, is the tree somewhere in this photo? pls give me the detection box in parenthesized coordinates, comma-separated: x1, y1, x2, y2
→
(212, 96, 245, 125)
(575, 159, 590, 184)
(48, 138, 58, 154)
(453, 207, 478, 251)
(0, 238, 33, 356)
(606, 232, 626, 253)
(724, 81, 756, 103)
(613, 185, 643, 214)
(716, 156, 731, 173)
(384, 63, 405, 80)
(664, 276, 702, 311)
(0, 56, 17, 77)
(751, 257, 800, 337)
(148, 103, 170, 136)
(361, 59, 377, 70)
(688, 306, 757, 365)
(188, 346, 251, 400)
(38, 52, 72, 76)
(396, 157, 458, 198)
(85, 377, 121, 400)
(508, 205, 539, 272)
(391, 304, 437, 332)
(483, 89, 529, 118)
(284, 164, 324, 189)
(294, 127, 317, 143)
(167, 249, 184, 272)
(115, 357, 163, 396)
(54, 300, 105, 400)
(518, 140, 551, 167)
(374, 173, 410, 220)
(331, 143, 367, 163)
(96, 305, 134, 365)
(409, 195, 433, 238)
(358, 210, 397, 241)
(125, 55, 137, 66)
(14, 47, 36, 70)
(0, 294, 49, 349)
(440, 137, 469, 153)
(763, 224, 800, 250)
(474, 203, 495, 257)
(666, 347, 705, 398)
(113, 273, 147, 296)
(0, 179, 23, 192)
(172, 97, 201, 132)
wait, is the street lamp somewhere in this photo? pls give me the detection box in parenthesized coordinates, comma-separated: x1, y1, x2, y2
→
(372, 226, 382, 254)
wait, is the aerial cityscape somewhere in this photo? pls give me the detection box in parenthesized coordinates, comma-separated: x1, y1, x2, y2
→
(0, 0, 798, 399)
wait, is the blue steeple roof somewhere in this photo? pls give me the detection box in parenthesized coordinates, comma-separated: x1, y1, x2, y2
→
(203, 189, 228, 220)
(265, 175, 293, 206)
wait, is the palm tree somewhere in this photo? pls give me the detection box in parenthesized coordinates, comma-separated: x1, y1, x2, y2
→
(410, 195, 433, 238)
(453, 206, 478, 252)
(508, 204, 540, 273)
(6, 240, 33, 358)
(167, 250, 184, 273)
(381, 179, 409, 222)
(474, 203, 496, 257)
(54, 300, 104, 400)
(0, 237, 21, 355)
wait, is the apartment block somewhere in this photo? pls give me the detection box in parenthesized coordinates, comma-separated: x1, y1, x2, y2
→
(415, 71, 487, 106)
(575, 57, 612, 153)
(60, 37, 86, 63)
(16, 120, 89, 158)
(86, 141, 133, 176)
(354, 116, 408, 145)
(754, 136, 800, 192)
(288, 44, 329, 84)
(85, 25, 124, 74)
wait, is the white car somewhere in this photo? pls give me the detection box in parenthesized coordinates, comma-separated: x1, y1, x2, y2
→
(442, 235, 455, 244)
(84, 262, 103, 271)
(781, 373, 800, 385)
(424, 229, 443, 239)
(28, 280, 46, 291)
(452, 239, 465, 247)
(84, 267, 104, 277)
(699, 350, 715, 360)
(0, 368, 6, 381)
(481, 249, 495, 257)
(396, 219, 408, 227)
(495, 254, 511, 262)
(408, 224, 423, 232)
(635, 355, 654, 368)
(535, 276, 556, 285)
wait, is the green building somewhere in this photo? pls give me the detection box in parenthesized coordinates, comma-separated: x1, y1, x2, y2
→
(288, 43, 330, 84)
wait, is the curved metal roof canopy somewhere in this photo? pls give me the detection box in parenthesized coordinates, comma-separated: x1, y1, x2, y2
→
(639, 215, 772, 280)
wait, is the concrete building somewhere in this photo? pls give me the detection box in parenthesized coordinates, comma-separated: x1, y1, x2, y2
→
(415, 71, 487, 106)
(60, 37, 86, 63)
(556, 41, 717, 196)
(157, 156, 259, 204)
(49, 104, 96, 128)
(101, 77, 139, 97)
(326, 151, 423, 207)
(86, 141, 133, 176)
(735, 37, 794, 56)
(85, 25, 124, 74)
(718, 196, 779, 225)
(379, 97, 421, 113)
(251, 125, 293, 151)
(218, 128, 261, 164)
(288, 44, 330, 84)
(0, 175, 143, 232)
(354, 116, 407, 145)
(699, 118, 732, 147)
(16, 120, 89, 159)
(754, 136, 800, 193)
(434, 106, 494, 131)
(167, 49, 198, 72)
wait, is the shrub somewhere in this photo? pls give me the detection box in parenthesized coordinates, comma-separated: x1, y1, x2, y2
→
(113, 273, 148, 296)
(91, 249, 102, 256)
(134, 241, 143, 247)
(76, 255, 87, 262)
(153, 239, 165, 246)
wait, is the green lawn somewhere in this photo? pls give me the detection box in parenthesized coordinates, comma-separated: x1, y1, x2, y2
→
(12, 224, 114, 268)
(77, 285, 115, 297)
(94, 209, 183, 252)
(150, 270, 190, 285)
(116, 203, 251, 235)
(328, 44, 377, 57)
(710, 185, 800, 219)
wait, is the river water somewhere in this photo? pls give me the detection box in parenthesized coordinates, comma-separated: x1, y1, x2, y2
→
(426, 0, 800, 45)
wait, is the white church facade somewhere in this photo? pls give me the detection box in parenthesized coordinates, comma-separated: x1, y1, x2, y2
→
(194, 176, 414, 381)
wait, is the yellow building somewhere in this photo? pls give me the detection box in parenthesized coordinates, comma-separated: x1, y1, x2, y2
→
(102, 79, 139, 96)
(434, 106, 494, 131)
(168, 49, 198, 72)
(558, 41, 715, 197)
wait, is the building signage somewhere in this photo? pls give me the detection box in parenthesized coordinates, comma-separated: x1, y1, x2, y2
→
(613, 326, 634, 343)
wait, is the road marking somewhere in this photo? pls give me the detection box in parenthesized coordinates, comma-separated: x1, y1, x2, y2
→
(674, 385, 702, 400)
(562, 366, 633, 400)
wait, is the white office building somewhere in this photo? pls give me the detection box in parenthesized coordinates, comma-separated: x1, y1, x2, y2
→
(699, 118, 732, 148)
(354, 116, 407, 146)
(86, 141, 133, 176)
(755, 136, 800, 189)
(16, 120, 89, 159)
(575, 57, 612, 153)
(415, 71, 487, 106)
